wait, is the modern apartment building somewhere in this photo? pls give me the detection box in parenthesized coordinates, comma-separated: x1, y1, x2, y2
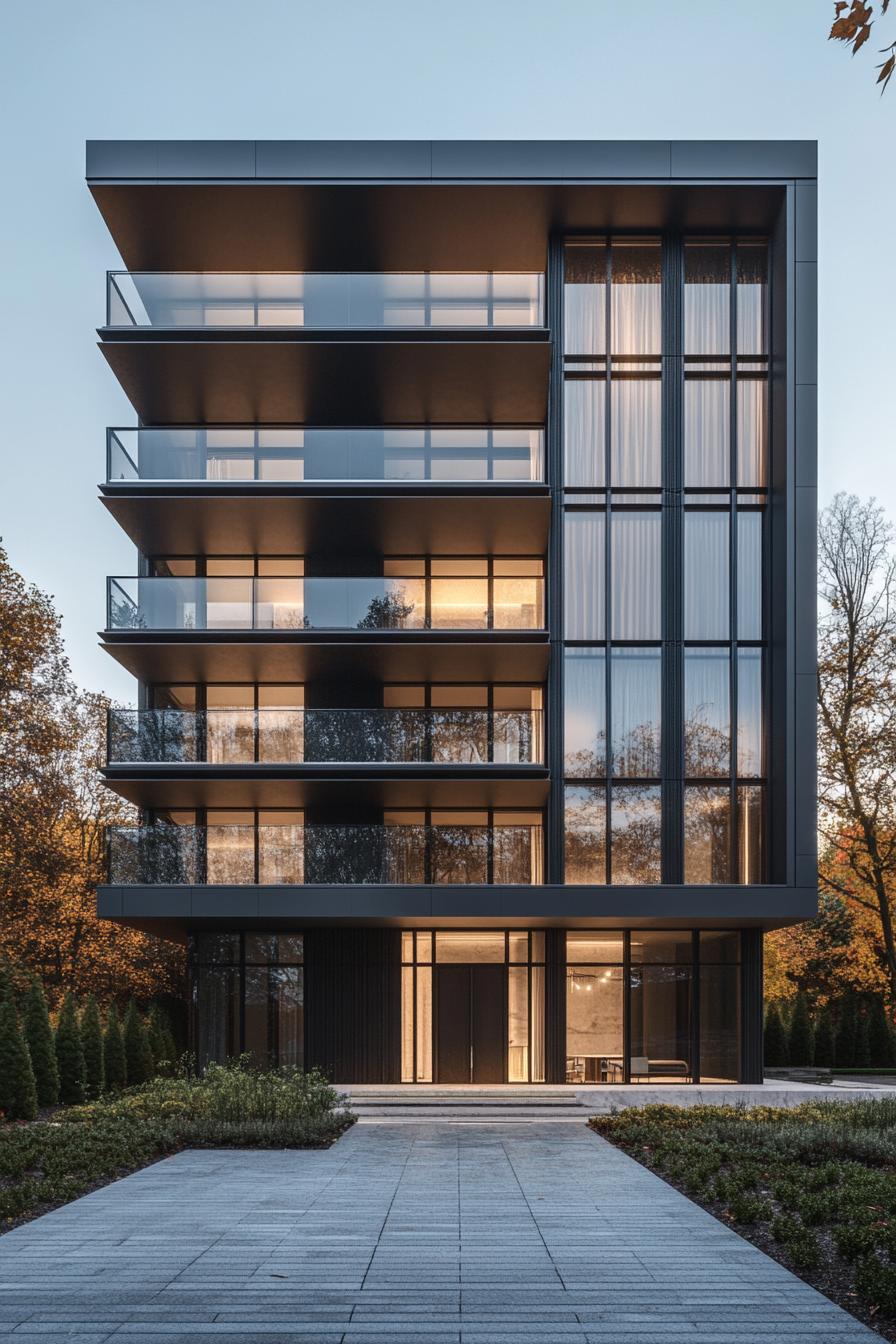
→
(92, 139, 817, 1086)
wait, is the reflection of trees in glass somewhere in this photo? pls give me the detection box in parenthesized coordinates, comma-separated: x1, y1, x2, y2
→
(683, 711, 730, 777)
(683, 788, 730, 883)
(613, 721, 660, 777)
(356, 587, 417, 630)
(564, 786, 606, 884)
(610, 788, 661, 884)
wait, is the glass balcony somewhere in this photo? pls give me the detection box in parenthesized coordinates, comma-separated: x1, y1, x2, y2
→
(107, 427, 545, 484)
(106, 272, 545, 329)
(106, 575, 544, 632)
(107, 823, 543, 885)
(107, 707, 544, 766)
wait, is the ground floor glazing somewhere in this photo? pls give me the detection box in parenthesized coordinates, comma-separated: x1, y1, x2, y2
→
(189, 926, 758, 1084)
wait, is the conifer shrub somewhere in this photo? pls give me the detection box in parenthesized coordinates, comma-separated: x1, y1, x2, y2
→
(103, 1004, 126, 1091)
(836, 997, 859, 1069)
(22, 978, 58, 1107)
(856, 1010, 872, 1068)
(147, 1005, 177, 1076)
(0, 1000, 38, 1121)
(764, 1002, 789, 1067)
(123, 1000, 153, 1086)
(788, 991, 814, 1066)
(868, 998, 895, 1068)
(54, 994, 85, 1105)
(80, 996, 105, 1100)
(813, 1003, 835, 1069)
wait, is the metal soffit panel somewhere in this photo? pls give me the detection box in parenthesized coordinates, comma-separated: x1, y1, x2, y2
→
(98, 338, 551, 425)
(89, 181, 789, 271)
(100, 490, 551, 556)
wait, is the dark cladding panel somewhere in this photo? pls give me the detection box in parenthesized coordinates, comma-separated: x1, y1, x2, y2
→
(741, 929, 763, 1083)
(257, 141, 432, 179)
(305, 928, 401, 1083)
(157, 142, 257, 179)
(430, 141, 671, 180)
(670, 141, 817, 179)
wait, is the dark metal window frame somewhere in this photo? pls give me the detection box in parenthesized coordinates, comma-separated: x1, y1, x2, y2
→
(554, 231, 770, 885)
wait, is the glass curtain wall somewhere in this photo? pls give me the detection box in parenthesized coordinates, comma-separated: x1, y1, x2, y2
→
(563, 240, 663, 883)
(190, 932, 304, 1069)
(565, 930, 741, 1082)
(401, 930, 545, 1083)
(562, 236, 767, 884)
(683, 241, 767, 883)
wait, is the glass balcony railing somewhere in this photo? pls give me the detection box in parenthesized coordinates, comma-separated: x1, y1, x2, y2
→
(106, 427, 545, 484)
(106, 272, 545, 329)
(107, 824, 543, 885)
(108, 708, 544, 766)
(106, 576, 545, 632)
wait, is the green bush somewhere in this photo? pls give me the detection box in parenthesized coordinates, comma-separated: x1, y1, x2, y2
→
(21, 979, 58, 1108)
(123, 1000, 153, 1087)
(54, 994, 85, 1105)
(0, 1001, 37, 1122)
(856, 1255, 896, 1316)
(764, 1003, 789, 1067)
(856, 1012, 872, 1069)
(80, 996, 105, 1100)
(788, 991, 814, 1067)
(103, 1004, 126, 1091)
(727, 1192, 770, 1225)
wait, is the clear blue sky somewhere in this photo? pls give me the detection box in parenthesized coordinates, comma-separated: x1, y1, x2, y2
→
(0, 0, 890, 698)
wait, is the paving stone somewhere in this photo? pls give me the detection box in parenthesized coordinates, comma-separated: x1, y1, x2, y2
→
(0, 1123, 879, 1341)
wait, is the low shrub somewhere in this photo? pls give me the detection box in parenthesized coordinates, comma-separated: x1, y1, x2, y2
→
(0, 1059, 354, 1232)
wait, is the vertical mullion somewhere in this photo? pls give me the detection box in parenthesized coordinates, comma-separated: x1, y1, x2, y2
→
(238, 931, 246, 1058)
(662, 233, 684, 883)
(691, 929, 700, 1083)
(623, 930, 631, 1084)
(729, 244, 739, 882)
(604, 242, 613, 885)
(547, 236, 566, 883)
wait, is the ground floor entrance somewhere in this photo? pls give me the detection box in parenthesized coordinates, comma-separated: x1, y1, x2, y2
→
(436, 963, 505, 1083)
(189, 925, 764, 1084)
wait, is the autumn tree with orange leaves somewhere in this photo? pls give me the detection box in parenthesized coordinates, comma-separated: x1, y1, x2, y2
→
(830, 1, 896, 92)
(0, 541, 183, 1006)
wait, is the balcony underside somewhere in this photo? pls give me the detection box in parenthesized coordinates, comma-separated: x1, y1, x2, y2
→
(98, 331, 551, 425)
(99, 631, 550, 684)
(101, 764, 550, 809)
(89, 181, 787, 272)
(100, 485, 550, 556)
(96, 882, 819, 944)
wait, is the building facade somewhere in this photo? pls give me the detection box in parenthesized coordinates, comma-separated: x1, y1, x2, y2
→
(92, 139, 818, 1085)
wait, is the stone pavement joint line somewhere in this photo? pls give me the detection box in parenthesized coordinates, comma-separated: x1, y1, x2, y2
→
(0, 1121, 877, 1343)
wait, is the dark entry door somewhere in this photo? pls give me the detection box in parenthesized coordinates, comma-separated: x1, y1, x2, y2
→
(436, 964, 505, 1083)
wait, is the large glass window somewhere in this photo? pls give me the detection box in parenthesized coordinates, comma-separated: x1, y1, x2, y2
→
(562, 236, 768, 886)
(191, 932, 304, 1070)
(565, 931, 740, 1084)
(401, 930, 545, 1084)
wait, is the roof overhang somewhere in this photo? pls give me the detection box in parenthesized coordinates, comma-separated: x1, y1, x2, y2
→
(86, 137, 814, 269)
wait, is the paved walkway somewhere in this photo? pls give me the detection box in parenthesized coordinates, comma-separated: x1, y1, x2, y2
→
(0, 1122, 877, 1343)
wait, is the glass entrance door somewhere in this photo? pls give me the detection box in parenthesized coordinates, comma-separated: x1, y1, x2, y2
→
(435, 963, 506, 1083)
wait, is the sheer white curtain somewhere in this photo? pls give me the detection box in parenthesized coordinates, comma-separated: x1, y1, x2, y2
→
(684, 379, 729, 486)
(611, 511, 660, 640)
(683, 649, 730, 776)
(611, 378, 661, 486)
(737, 512, 762, 639)
(684, 244, 730, 355)
(736, 648, 763, 777)
(564, 513, 605, 639)
(564, 379, 605, 486)
(736, 379, 767, 487)
(611, 649, 661, 777)
(564, 649, 606, 776)
(610, 245, 661, 354)
(564, 245, 606, 355)
(684, 512, 729, 639)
